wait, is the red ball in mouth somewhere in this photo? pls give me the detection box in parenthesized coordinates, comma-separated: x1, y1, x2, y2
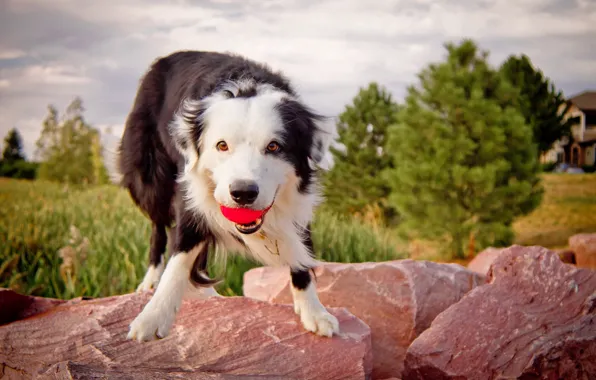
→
(220, 206, 266, 224)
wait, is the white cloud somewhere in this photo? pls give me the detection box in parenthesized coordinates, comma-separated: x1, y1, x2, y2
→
(1, 0, 595, 160)
(21, 65, 92, 85)
(0, 49, 26, 60)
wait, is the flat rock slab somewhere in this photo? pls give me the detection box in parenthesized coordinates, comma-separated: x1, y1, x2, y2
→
(0, 292, 372, 380)
(404, 245, 596, 380)
(243, 260, 485, 379)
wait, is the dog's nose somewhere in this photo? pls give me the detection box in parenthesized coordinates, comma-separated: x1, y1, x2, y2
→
(230, 180, 259, 205)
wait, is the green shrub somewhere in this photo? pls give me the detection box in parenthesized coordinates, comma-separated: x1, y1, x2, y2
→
(0, 160, 39, 179)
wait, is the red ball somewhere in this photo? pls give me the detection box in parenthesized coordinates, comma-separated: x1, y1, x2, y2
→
(220, 205, 266, 224)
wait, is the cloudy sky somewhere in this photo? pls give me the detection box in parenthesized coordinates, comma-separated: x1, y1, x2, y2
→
(1, 0, 595, 160)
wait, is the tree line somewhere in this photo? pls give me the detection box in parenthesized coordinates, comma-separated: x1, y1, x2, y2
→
(322, 39, 578, 259)
(1, 97, 110, 185)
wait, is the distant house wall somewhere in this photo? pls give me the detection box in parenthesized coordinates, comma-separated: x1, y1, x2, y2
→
(567, 104, 585, 142)
(585, 144, 596, 166)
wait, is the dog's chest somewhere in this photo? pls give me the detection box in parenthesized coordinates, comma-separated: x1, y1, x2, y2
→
(217, 226, 286, 267)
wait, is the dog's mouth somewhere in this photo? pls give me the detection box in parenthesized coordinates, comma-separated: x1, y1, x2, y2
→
(235, 216, 265, 234)
(219, 204, 272, 235)
(219, 189, 278, 235)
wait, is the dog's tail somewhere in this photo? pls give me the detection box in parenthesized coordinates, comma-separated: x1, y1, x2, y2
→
(103, 139, 123, 185)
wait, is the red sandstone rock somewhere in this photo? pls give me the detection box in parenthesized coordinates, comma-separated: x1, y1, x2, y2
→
(0, 292, 372, 380)
(468, 246, 576, 275)
(569, 233, 596, 269)
(467, 247, 506, 275)
(243, 260, 485, 379)
(0, 288, 66, 325)
(404, 245, 596, 380)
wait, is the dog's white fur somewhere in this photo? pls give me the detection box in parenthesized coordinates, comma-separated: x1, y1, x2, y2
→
(129, 242, 206, 341)
(136, 257, 164, 292)
(129, 83, 339, 342)
(291, 281, 339, 337)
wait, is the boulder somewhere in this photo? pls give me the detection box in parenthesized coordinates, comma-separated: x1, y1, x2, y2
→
(243, 260, 485, 379)
(569, 233, 596, 269)
(467, 247, 505, 275)
(468, 246, 577, 277)
(0, 291, 372, 380)
(404, 245, 596, 380)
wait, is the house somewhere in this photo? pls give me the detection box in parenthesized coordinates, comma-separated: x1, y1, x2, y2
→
(541, 90, 596, 167)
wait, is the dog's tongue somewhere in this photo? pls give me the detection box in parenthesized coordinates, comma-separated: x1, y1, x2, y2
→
(220, 206, 265, 224)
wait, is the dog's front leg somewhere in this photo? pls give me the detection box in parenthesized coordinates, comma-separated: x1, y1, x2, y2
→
(290, 268, 339, 337)
(127, 241, 206, 342)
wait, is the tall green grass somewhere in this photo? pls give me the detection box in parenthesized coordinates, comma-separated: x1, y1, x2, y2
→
(0, 179, 405, 299)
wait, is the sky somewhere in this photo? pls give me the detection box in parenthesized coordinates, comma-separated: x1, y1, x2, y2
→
(1, 0, 595, 162)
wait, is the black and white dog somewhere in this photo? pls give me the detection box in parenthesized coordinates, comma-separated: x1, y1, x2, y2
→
(117, 51, 339, 341)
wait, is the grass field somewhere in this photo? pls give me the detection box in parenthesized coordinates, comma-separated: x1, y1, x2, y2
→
(0, 178, 404, 299)
(2, 173, 594, 300)
(513, 173, 596, 249)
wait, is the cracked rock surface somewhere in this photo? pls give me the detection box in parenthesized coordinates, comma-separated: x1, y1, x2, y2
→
(403, 245, 596, 380)
(0, 291, 372, 380)
(243, 260, 485, 379)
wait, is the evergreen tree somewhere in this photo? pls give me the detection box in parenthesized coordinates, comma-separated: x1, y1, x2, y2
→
(385, 39, 543, 259)
(500, 54, 578, 157)
(36, 97, 109, 185)
(323, 82, 400, 223)
(2, 128, 25, 162)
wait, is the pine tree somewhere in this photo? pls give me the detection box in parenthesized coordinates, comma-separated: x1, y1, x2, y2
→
(385, 39, 543, 259)
(36, 97, 110, 185)
(500, 54, 578, 157)
(323, 82, 400, 223)
(2, 128, 25, 162)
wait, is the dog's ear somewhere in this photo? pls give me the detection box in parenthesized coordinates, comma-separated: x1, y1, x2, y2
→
(310, 116, 337, 171)
(277, 98, 337, 171)
(169, 99, 205, 172)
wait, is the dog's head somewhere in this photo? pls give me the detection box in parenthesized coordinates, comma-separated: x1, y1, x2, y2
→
(171, 80, 335, 234)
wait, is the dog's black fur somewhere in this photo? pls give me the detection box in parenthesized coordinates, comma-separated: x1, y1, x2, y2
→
(117, 51, 323, 289)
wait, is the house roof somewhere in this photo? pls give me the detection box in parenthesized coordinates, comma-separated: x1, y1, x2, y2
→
(568, 91, 596, 111)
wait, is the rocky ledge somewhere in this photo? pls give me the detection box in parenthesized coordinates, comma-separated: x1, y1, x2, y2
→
(1, 241, 595, 380)
(0, 291, 372, 379)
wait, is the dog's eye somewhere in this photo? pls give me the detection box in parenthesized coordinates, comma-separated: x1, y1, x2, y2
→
(216, 141, 229, 151)
(266, 141, 280, 153)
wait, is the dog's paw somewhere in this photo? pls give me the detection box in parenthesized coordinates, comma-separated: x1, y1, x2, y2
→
(127, 301, 175, 342)
(136, 264, 164, 292)
(295, 304, 339, 337)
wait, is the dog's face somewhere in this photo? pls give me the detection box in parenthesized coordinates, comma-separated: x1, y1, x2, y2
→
(171, 81, 334, 234)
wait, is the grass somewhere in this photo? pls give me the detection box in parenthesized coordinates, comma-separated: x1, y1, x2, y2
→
(513, 173, 596, 249)
(3, 173, 594, 300)
(0, 178, 405, 299)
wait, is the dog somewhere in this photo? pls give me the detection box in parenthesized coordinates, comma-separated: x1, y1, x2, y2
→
(117, 50, 339, 342)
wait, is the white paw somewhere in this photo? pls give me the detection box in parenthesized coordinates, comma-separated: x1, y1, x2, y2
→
(127, 300, 176, 342)
(295, 303, 339, 337)
(136, 263, 164, 292)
